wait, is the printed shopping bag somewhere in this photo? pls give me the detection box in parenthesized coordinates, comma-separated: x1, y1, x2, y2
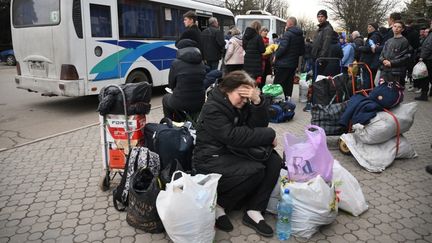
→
(283, 125, 334, 182)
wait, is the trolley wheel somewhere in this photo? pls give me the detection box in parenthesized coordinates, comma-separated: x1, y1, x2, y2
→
(99, 171, 110, 191)
(338, 138, 351, 155)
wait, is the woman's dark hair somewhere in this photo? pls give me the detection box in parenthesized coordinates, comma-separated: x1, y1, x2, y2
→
(219, 70, 255, 94)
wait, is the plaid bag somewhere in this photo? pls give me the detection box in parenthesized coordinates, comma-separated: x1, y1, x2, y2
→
(311, 101, 348, 136)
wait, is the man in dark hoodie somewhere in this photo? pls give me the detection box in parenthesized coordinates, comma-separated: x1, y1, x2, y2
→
(162, 39, 207, 121)
(311, 9, 334, 78)
(273, 17, 305, 98)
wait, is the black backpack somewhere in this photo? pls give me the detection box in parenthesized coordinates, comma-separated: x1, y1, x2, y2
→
(143, 118, 194, 171)
(113, 147, 160, 211)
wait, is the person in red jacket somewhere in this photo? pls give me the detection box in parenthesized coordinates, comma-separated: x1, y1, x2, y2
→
(260, 27, 272, 88)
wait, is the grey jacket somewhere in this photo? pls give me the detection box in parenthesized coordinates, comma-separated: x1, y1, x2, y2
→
(420, 32, 432, 60)
(379, 36, 411, 75)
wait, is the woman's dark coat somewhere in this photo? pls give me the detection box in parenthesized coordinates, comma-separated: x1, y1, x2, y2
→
(168, 39, 206, 112)
(242, 27, 265, 79)
(192, 87, 276, 182)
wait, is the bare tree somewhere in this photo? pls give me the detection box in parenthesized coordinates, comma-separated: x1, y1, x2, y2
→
(297, 16, 316, 39)
(323, 0, 397, 36)
(225, 0, 289, 19)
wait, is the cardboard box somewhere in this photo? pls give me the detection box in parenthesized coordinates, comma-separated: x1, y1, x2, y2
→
(100, 115, 146, 170)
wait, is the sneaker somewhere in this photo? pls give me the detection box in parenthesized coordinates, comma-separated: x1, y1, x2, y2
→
(426, 165, 432, 175)
(215, 215, 233, 232)
(407, 86, 414, 92)
(242, 213, 273, 237)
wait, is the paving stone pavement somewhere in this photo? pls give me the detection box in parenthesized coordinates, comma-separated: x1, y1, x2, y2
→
(0, 87, 431, 243)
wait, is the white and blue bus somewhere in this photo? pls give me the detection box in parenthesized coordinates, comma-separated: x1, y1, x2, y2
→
(11, 0, 234, 97)
(235, 10, 286, 44)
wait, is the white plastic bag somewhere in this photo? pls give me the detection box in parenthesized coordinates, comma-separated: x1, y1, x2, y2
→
(340, 133, 417, 172)
(156, 171, 221, 243)
(353, 102, 417, 144)
(266, 169, 287, 214)
(332, 160, 368, 216)
(413, 60, 428, 79)
(282, 175, 338, 239)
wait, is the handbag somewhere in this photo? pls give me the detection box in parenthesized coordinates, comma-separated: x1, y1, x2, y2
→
(227, 145, 273, 162)
(126, 168, 165, 233)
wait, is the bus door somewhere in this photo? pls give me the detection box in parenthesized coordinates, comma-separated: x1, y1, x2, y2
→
(83, 0, 120, 83)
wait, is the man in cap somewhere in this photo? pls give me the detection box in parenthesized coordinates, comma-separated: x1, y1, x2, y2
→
(311, 9, 334, 78)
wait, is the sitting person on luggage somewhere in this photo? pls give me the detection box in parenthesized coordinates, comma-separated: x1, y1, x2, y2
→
(162, 39, 207, 121)
(192, 70, 282, 237)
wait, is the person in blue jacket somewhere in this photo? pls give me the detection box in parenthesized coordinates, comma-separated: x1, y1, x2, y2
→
(340, 35, 355, 74)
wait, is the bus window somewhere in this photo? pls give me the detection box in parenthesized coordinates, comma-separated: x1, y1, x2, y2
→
(276, 19, 286, 36)
(162, 7, 187, 39)
(118, 0, 160, 39)
(12, 0, 60, 27)
(215, 14, 234, 33)
(90, 4, 112, 38)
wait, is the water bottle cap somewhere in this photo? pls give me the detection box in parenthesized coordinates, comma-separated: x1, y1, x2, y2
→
(284, 188, 290, 194)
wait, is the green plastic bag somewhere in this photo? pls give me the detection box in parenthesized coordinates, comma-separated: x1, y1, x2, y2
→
(262, 84, 283, 97)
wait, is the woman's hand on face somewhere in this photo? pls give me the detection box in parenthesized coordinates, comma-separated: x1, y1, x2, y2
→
(238, 85, 261, 104)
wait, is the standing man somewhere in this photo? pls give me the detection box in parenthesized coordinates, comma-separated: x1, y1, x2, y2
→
(417, 21, 432, 101)
(351, 31, 364, 61)
(201, 17, 226, 71)
(379, 20, 411, 87)
(273, 17, 304, 98)
(177, 11, 201, 50)
(311, 10, 334, 78)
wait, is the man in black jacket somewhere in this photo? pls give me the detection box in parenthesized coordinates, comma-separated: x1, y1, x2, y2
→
(273, 17, 305, 98)
(177, 11, 201, 51)
(351, 31, 364, 61)
(311, 9, 334, 78)
(201, 17, 226, 71)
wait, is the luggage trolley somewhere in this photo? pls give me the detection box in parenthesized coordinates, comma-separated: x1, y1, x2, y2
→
(337, 62, 374, 154)
(98, 84, 147, 191)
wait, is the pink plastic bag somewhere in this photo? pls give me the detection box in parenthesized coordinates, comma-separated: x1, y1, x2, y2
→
(284, 125, 333, 182)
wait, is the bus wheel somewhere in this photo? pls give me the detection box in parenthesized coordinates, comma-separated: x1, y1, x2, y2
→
(126, 70, 149, 83)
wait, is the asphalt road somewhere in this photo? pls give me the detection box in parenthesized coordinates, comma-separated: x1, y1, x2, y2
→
(0, 64, 164, 150)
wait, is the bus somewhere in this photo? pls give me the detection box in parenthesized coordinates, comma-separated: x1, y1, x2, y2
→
(235, 10, 286, 44)
(11, 0, 234, 97)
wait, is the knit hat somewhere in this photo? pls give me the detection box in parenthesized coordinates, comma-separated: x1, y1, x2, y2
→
(317, 10, 328, 18)
(369, 22, 379, 31)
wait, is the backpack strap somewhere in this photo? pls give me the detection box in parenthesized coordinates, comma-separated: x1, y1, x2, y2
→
(112, 148, 139, 211)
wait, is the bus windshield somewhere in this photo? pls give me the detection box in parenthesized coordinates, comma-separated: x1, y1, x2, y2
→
(13, 0, 60, 27)
(237, 18, 270, 33)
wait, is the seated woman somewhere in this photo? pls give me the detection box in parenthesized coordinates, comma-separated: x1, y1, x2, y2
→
(192, 70, 282, 237)
(162, 39, 206, 121)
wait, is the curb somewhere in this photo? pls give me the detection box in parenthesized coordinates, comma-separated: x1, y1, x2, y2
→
(0, 105, 163, 153)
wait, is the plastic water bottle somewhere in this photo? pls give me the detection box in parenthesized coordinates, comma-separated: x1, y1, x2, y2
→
(276, 188, 293, 240)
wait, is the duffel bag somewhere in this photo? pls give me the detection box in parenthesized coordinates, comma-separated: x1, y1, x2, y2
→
(143, 118, 194, 171)
(268, 100, 296, 123)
